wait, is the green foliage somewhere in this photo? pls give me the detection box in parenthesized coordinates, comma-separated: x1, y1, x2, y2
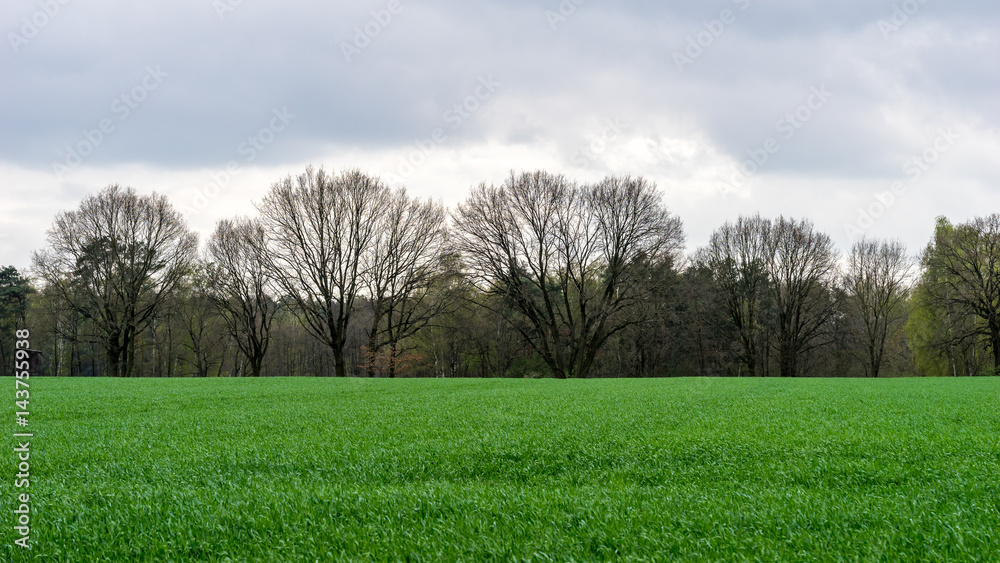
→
(3, 377, 999, 561)
(906, 282, 953, 377)
(0, 266, 32, 327)
(909, 215, 1000, 376)
(0, 266, 33, 372)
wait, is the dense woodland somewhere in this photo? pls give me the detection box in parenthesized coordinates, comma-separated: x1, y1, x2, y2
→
(3, 167, 999, 378)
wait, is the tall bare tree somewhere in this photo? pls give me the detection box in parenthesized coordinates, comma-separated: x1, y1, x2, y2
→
(767, 217, 839, 378)
(844, 238, 913, 377)
(258, 167, 389, 378)
(32, 185, 197, 377)
(207, 217, 278, 377)
(361, 189, 449, 377)
(454, 171, 683, 379)
(702, 215, 774, 377)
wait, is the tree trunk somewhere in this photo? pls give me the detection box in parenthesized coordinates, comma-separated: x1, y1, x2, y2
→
(333, 339, 347, 377)
(106, 342, 120, 378)
(366, 331, 380, 377)
(868, 342, 878, 378)
(779, 341, 797, 378)
(387, 341, 397, 378)
(125, 328, 137, 378)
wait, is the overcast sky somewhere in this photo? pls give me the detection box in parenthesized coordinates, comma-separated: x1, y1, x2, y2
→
(2, 0, 998, 270)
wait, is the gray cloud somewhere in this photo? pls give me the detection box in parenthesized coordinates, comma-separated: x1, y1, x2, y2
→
(1, 0, 998, 267)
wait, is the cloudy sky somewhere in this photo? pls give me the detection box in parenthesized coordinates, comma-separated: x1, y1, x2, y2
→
(2, 0, 998, 269)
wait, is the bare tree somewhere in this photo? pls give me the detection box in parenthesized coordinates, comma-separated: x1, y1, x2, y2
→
(767, 217, 839, 378)
(844, 238, 913, 377)
(32, 185, 197, 377)
(921, 214, 1000, 373)
(702, 215, 774, 377)
(453, 171, 683, 379)
(258, 167, 390, 378)
(207, 217, 278, 377)
(361, 189, 449, 377)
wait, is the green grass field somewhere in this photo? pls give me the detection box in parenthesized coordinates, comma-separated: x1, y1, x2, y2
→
(3, 377, 999, 561)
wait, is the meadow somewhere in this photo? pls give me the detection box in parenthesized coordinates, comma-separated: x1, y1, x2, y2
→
(3, 376, 999, 561)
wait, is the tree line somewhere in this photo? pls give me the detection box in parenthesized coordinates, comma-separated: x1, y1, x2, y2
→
(4, 167, 999, 378)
